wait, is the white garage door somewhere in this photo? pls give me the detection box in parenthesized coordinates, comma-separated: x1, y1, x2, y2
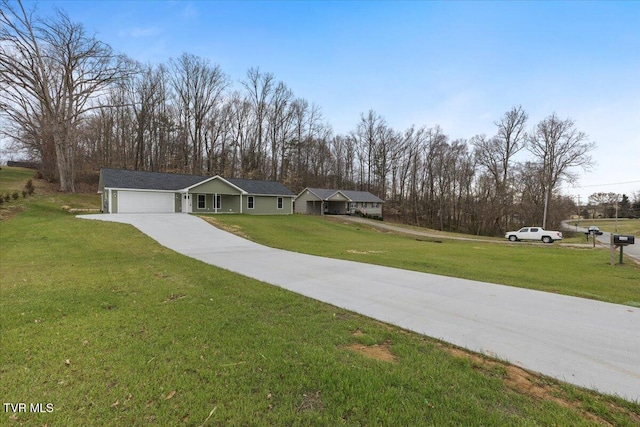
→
(117, 191, 175, 213)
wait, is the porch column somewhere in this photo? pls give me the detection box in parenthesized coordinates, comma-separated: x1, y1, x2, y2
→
(214, 193, 218, 213)
(108, 188, 112, 213)
(239, 194, 243, 214)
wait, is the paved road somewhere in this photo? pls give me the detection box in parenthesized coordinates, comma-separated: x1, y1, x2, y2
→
(562, 221, 640, 261)
(80, 214, 640, 402)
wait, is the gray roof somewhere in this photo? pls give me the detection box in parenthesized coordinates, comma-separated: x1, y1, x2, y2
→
(340, 190, 385, 203)
(100, 168, 205, 191)
(306, 188, 337, 200)
(99, 168, 294, 196)
(305, 187, 384, 203)
(226, 177, 294, 196)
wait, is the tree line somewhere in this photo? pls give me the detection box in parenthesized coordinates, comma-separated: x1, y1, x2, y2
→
(2, 0, 615, 235)
(586, 193, 640, 219)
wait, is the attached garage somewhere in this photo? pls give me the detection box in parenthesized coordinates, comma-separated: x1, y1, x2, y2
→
(116, 190, 175, 213)
(98, 169, 295, 215)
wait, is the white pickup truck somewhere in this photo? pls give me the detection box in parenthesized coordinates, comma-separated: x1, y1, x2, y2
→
(505, 227, 563, 244)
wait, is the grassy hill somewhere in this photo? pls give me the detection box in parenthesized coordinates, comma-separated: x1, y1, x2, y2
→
(1, 167, 639, 425)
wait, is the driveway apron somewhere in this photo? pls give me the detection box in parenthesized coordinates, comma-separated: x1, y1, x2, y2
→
(80, 214, 640, 401)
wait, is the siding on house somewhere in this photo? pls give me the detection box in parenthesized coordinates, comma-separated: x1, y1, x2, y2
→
(190, 194, 242, 214)
(243, 195, 292, 215)
(351, 201, 383, 218)
(188, 178, 242, 195)
(294, 187, 384, 218)
(98, 168, 295, 215)
(293, 189, 321, 214)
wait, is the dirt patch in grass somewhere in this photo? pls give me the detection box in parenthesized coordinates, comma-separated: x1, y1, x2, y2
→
(346, 328, 397, 362)
(346, 249, 387, 254)
(346, 341, 397, 363)
(163, 294, 186, 302)
(441, 344, 629, 426)
(297, 391, 324, 413)
(0, 203, 26, 221)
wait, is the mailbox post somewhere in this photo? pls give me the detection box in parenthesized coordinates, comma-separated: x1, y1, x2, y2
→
(586, 229, 602, 247)
(610, 234, 635, 265)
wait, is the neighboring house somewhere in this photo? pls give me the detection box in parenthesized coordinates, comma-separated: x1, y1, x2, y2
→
(98, 168, 295, 214)
(294, 187, 385, 218)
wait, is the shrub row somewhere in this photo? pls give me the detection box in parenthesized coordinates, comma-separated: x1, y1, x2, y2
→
(0, 179, 35, 205)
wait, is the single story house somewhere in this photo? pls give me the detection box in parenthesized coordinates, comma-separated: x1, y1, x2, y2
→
(294, 187, 385, 218)
(98, 168, 295, 214)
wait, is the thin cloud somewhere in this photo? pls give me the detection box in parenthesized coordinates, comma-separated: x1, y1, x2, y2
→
(119, 26, 161, 38)
(180, 2, 199, 19)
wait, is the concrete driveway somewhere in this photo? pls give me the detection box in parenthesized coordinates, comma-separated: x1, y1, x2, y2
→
(80, 214, 640, 402)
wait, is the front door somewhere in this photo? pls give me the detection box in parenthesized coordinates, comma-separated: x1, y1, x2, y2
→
(182, 194, 191, 213)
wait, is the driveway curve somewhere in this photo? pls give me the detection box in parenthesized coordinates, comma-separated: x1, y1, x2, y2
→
(562, 221, 640, 262)
(80, 214, 640, 402)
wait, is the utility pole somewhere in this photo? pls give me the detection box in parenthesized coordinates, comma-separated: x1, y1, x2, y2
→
(615, 194, 619, 233)
(542, 187, 549, 229)
(577, 195, 581, 219)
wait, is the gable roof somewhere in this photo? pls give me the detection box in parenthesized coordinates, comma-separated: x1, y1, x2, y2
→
(99, 168, 294, 196)
(100, 168, 206, 191)
(306, 188, 338, 200)
(339, 190, 385, 203)
(301, 187, 384, 203)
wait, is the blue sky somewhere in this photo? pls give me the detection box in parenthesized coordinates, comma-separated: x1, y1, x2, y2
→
(18, 0, 640, 201)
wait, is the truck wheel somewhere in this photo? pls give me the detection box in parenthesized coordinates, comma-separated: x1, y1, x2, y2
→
(542, 236, 553, 244)
(509, 235, 518, 242)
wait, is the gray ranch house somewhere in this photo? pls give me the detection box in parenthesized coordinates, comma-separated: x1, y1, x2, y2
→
(98, 168, 295, 214)
(294, 187, 385, 218)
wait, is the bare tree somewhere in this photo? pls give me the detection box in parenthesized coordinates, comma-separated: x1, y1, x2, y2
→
(354, 110, 386, 191)
(1, 0, 131, 191)
(225, 91, 252, 177)
(266, 81, 294, 181)
(528, 113, 596, 227)
(242, 67, 274, 177)
(588, 192, 620, 218)
(473, 106, 528, 232)
(169, 53, 228, 174)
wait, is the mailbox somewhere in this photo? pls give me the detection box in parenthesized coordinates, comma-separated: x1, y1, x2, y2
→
(613, 235, 635, 245)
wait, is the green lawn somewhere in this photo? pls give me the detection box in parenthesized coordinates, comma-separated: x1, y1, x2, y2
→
(0, 166, 38, 193)
(206, 215, 640, 307)
(576, 219, 640, 236)
(2, 188, 639, 424)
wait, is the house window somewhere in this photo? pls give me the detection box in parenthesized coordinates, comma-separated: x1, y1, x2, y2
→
(372, 202, 379, 208)
(248, 196, 254, 209)
(361, 202, 367, 208)
(215, 195, 221, 210)
(277, 197, 283, 209)
(197, 194, 206, 209)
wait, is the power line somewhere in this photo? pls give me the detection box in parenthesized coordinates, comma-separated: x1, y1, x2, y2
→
(568, 180, 640, 189)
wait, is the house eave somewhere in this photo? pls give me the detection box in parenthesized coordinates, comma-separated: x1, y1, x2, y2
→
(248, 193, 295, 198)
(184, 175, 247, 194)
(103, 187, 179, 193)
